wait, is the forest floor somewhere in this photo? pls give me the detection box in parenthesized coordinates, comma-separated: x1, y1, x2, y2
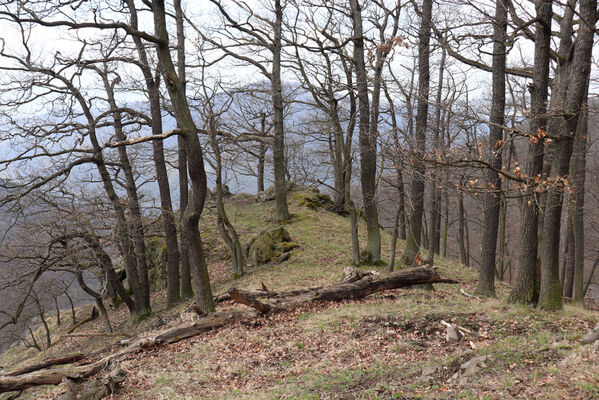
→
(1, 190, 599, 399)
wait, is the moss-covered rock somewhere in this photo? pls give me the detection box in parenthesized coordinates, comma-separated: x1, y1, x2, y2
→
(247, 226, 295, 267)
(293, 188, 335, 211)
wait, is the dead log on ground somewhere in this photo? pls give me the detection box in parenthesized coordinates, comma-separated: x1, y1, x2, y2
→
(215, 267, 383, 304)
(55, 366, 127, 400)
(4, 354, 85, 377)
(0, 311, 256, 393)
(229, 266, 456, 312)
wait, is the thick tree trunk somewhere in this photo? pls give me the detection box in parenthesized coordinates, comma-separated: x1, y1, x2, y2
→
(538, 0, 595, 311)
(477, 0, 507, 297)
(400, 0, 432, 266)
(508, 0, 552, 305)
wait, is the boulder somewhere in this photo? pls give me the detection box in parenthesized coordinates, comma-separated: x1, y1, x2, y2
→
(247, 226, 295, 267)
(293, 188, 334, 211)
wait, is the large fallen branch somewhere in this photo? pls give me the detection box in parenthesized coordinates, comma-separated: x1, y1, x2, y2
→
(55, 365, 127, 400)
(229, 266, 455, 312)
(0, 311, 256, 393)
(3, 354, 85, 377)
(0, 266, 454, 394)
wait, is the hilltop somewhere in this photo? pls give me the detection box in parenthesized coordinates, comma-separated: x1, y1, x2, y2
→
(1, 191, 599, 399)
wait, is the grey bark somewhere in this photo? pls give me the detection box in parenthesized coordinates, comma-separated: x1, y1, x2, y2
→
(401, 0, 433, 266)
(150, 0, 215, 312)
(508, 0, 552, 305)
(477, 0, 507, 297)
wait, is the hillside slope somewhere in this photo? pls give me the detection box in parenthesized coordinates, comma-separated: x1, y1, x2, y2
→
(2, 192, 599, 399)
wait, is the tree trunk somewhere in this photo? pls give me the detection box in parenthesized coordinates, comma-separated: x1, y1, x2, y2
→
(272, 0, 289, 222)
(175, 0, 192, 301)
(151, 0, 215, 313)
(538, 0, 595, 311)
(101, 73, 151, 312)
(573, 82, 589, 303)
(562, 216, 575, 298)
(400, 0, 432, 266)
(350, 0, 380, 263)
(208, 116, 245, 278)
(508, 0, 552, 305)
(74, 270, 112, 334)
(477, 0, 507, 297)
(428, 47, 446, 258)
(458, 191, 468, 267)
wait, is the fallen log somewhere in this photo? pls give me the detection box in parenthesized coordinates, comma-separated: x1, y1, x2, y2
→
(55, 366, 127, 400)
(4, 354, 85, 377)
(61, 332, 134, 339)
(0, 311, 256, 393)
(215, 267, 383, 304)
(229, 266, 456, 312)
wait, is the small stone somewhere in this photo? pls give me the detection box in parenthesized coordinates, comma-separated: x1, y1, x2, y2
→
(446, 325, 463, 343)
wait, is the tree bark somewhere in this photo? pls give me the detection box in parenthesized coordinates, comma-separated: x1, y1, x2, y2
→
(272, 0, 290, 222)
(101, 71, 151, 311)
(150, 0, 215, 312)
(349, 0, 380, 263)
(400, 0, 433, 266)
(477, 0, 507, 297)
(538, 0, 595, 311)
(508, 0, 552, 305)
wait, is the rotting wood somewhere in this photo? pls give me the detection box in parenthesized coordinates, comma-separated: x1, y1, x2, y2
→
(55, 365, 127, 400)
(0, 311, 256, 393)
(3, 354, 85, 377)
(228, 266, 456, 312)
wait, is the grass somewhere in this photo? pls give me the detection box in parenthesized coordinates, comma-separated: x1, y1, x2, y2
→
(2, 189, 599, 399)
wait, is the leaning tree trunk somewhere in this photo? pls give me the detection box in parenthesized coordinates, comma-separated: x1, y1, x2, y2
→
(208, 116, 245, 278)
(477, 0, 507, 297)
(401, 0, 433, 266)
(102, 74, 151, 311)
(507, 0, 552, 305)
(151, 0, 215, 312)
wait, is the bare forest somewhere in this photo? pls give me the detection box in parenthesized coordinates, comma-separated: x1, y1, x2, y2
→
(0, 0, 599, 399)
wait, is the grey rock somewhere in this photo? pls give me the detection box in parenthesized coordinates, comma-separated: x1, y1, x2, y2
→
(446, 325, 463, 343)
